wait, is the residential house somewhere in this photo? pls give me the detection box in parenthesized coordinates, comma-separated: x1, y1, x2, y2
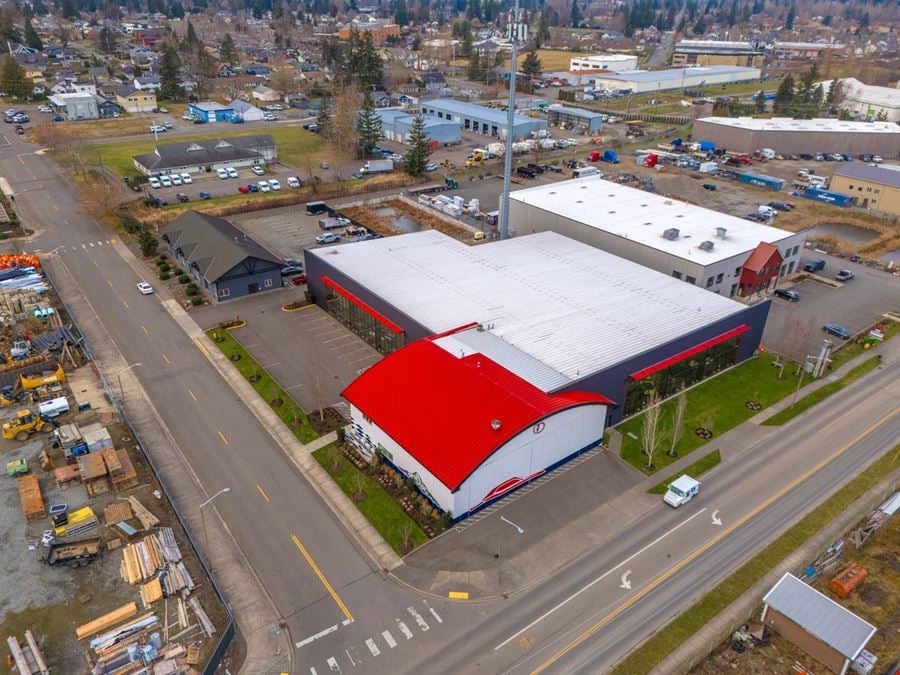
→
(132, 28, 166, 48)
(217, 64, 238, 78)
(97, 97, 122, 118)
(50, 81, 97, 97)
(372, 91, 392, 108)
(134, 75, 161, 91)
(116, 86, 157, 113)
(251, 85, 280, 102)
(419, 72, 446, 93)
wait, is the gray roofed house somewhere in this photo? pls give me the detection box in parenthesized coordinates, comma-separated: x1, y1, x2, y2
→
(132, 134, 277, 175)
(161, 211, 284, 301)
(761, 573, 876, 674)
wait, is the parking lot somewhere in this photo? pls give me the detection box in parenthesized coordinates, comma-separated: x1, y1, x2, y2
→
(144, 163, 305, 204)
(763, 251, 900, 358)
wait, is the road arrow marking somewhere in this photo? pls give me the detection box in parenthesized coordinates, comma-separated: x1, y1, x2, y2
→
(620, 570, 632, 590)
(711, 510, 722, 526)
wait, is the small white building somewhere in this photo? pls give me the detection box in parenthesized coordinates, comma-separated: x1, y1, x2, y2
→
(229, 99, 265, 122)
(569, 53, 638, 73)
(831, 77, 900, 124)
(251, 85, 280, 102)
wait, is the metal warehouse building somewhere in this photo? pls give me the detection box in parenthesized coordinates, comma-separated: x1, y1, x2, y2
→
(569, 53, 638, 72)
(592, 66, 761, 94)
(375, 109, 461, 145)
(419, 98, 546, 140)
(692, 117, 900, 157)
(547, 104, 604, 133)
(307, 230, 769, 517)
(507, 175, 808, 298)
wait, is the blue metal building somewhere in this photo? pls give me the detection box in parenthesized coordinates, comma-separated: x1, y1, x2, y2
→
(188, 101, 236, 124)
(419, 99, 547, 140)
(375, 109, 461, 145)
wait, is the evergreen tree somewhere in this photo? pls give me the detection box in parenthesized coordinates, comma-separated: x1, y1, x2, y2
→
(61, 0, 79, 19)
(356, 92, 383, 158)
(754, 89, 766, 114)
(98, 26, 117, 53)
(0, 10, 21, 43)
(570, 0, 581, 27)
(186, 21, 199, 45)
(220, 33, 238, 65)
(1, 57, 30, 100)
(785, 4, 795, 30)
(394, 0, 409, 26)
(812, 83, 824, 110)
(522, 50, 542, 78)
(24, 20, 43, 51)
(402, 114, 431, 177)
(467, 49, 483, 81)
(159, 45, 183, 100)
(358, 31, 383, 89)
(773, 75, 794, 113)
(411, 35, 421, 51)
(315, 97, 330, 136)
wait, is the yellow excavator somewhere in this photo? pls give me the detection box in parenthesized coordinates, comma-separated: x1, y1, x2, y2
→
(3, 410, 53, 442)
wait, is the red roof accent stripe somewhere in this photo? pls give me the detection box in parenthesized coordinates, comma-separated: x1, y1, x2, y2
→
(342, 336, 611, 491)
(630, 324, 750, 381)
(322, 276, 404, 334)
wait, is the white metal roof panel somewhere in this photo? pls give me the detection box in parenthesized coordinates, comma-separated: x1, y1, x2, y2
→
(594, 66, 759, 83)
(311, 230, 745, 382)
(698, 116, 900, 134)
(509, 175, 799, 264)
(763, 573, 875, 660)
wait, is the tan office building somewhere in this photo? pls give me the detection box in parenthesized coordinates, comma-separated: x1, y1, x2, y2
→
(830, 163, 900, 216)
(672, 40, 764, 68)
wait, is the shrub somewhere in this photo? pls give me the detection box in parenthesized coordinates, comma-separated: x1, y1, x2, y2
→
(156, 255, 168, 264)
(139, 229, 158, 257)
(159, 263, 170, 273)
(159, 271, 170, 280)
(336, 427, 346, 443)
(178, 274, 190, 284)
(172, 268, 183, 275)
(191, 296, 203, 306)
(186, 286, 198, 296)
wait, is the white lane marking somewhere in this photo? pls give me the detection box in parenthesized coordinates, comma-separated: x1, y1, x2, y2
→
(382, 630, 397, 648)
(429, 607, 443, 624)
(326, 656, 341, 672)
(494, 507, 708, 650)
(396, 620, 413, 640)
(365, 639, 381, 656)
(342, 618, 354, 627)
(296, 623, 339, 648)
(97, 241, 103, 246)
(81, 244, 86, 249)
(89, 242, 94, 247)
(407, 607, 429, 632)
(345, 649, 356, 666)
(620, 570, 632, 590)
(711, 509, 722, 525)
(310, 668, 317, 675)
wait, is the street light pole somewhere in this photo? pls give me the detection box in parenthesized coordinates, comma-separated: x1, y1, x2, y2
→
(115, 362, 142, 402)
(199, 487, 231, 573)
(496, 515, 525, 594)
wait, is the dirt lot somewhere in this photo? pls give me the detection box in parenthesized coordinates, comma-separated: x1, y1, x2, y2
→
(693, 507, 900, 675)
(0, 371, 226, 672)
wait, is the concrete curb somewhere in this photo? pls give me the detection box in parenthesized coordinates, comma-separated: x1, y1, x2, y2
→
(650, 466, 900, 675)
(167, 301, 402, 572)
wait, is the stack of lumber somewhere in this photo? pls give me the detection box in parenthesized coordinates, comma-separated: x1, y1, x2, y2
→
(140, 578, 163, 609)
(103, 447, 139, 492)
(188, 597, 216, 637)
(161, 562, 194, 595)
(121, 537, 163, 584)
(53, 464, 80, 489)
(128, 496, 159, 529)
(185, 643, 200, 665)
(75, 603, 138, 640)
(17, 474, 45, 523)
(104, 501, 133, 526)
(89, 613, 158, 657)
(6, 631, 50, 675)
(156, 528, 182, 563)
(77, 453, 109, 497)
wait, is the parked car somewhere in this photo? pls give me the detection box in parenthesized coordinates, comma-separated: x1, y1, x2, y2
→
(835, 269, 855, 281)
(176, 192, 189, 203)
(773, 288, 800, 301)
(180, 173, 192, 184)
(425, 163, 438, 172)
(841, 154, 853, 162)
(148, 176, 161, 189)
(287, 176, 302, 188)
(814, 153, 824, 161)
(38, 105, 53, 113)
(258, 180, 271, 192)
(136, 282, 154, 295)
(157, 106, 169, 113)
(199, 191, 212, 200)
(280, 265, 304, 276)
(251, 166, 265, 176)
(51, 115, 64, 122)
(262, 113, 278, 121)
(217, 168, 229, 179)
(872, 155, 883, 164)
(247, 183, 259, 192)
(193, 118, 206, 124)
(226, 167, 238, 179)
(149, 125, 167, 133)
(14, 125, 24, 135)
(12, 114, 29, 123)
(799, 153, 813, 161)
(859, 154, 872, 162)
(315, 232, 341, 245)
(290, 274, 308, 286)
(160, 175, 172, 187)
(702, 183, 717, 191)
(238, 185, 250, 194)
(767, 201, 793, 212)
(269, 179, 281, 191)
(170, 174, 182, 185)
(803, 259, 826, 272)
(823, 323, 851, 340)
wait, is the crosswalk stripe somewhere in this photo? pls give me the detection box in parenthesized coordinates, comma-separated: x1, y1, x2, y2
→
(97, 241, 103, 246)
(89, 242, 94, 247)
(365, 638, 380, 656)
(310, 668, 317, 675)
(381, 630, 397, 648)
(396, 620, 413, 640)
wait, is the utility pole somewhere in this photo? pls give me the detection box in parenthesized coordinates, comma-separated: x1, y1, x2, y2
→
(498, 0, 520, 240)
(199, 487, 231, 573)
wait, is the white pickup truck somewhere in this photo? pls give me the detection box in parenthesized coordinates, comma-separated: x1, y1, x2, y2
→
(664, 475, 700, 508)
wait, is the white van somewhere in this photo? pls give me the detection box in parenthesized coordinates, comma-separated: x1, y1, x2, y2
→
(760, 148, 775, 160)
(287, 176, 301, 188)
(216, 168, 228, 179)
(664, 475, 700, 507)
(573, 166, 600, 178)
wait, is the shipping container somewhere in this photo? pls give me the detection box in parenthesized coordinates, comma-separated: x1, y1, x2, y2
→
(737, 172, 784, 191)
(800, 188, 854, 207)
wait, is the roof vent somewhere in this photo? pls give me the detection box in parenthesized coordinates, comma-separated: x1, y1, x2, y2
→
(662, 228, 680, 241)
(699, 240, 715, 252)
(716, 227, 728, 239)
(491, 419, 502, 431)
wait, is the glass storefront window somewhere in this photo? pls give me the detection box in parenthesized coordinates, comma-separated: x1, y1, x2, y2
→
(325, 287, 406, 354)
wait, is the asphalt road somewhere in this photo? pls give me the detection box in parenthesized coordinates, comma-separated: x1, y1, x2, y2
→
(2, 125, 898, 675)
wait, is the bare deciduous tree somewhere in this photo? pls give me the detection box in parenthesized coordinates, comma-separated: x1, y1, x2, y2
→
(668, 392, 687, 457)
(641, 390, 663, 470)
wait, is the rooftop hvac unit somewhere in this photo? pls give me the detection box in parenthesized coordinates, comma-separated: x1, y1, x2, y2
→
(699, 240, 715, 252)
(715, 227, 728, 239)
(662, 228, 680, 241)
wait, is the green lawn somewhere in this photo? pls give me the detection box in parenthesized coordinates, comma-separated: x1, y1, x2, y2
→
(94, 125, 327, 180)
(763, 357, 880, 426)
(208, 328, 318, 443)
(618, 354, 799, 474)
(612, 446, 899, 675)
(313, 446, 428, 554)
(648, 450, 721, 494)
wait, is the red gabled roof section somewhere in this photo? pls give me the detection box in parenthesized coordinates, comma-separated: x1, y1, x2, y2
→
(742, 242, 783, 273)
(342, 333, 611, 491)
(322, 276, 404, 334)
(630, 324, 750, 381)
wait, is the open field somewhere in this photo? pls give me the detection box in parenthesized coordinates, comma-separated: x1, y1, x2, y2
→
(29, 116, 152, 143)
(90, 126, 328, 180)
(503, 49, 581, 72)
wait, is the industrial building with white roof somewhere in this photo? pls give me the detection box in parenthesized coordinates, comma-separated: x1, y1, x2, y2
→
(309, 230, 769, 517)
(592, 66, 761, 94)
(507, 174, 807, 299)
(692, 116, 900, 156)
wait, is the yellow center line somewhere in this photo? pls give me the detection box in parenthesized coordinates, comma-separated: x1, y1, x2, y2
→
(194, 337, 210, 356)
(162, 353, 170, 364)
(188, 389, 197, 402)
(291, 534, 353, 622)
(532, 406, 899, 674)
(256, 485, 270, 502)
(142, 325, 149, 335)
(218, 430, 229, 445)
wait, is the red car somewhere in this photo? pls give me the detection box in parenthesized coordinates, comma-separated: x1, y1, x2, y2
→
(238, 185, 250, 194)
(290, 274, 308, 286)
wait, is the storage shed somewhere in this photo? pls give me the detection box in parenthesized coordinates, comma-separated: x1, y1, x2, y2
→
(547, 104, 604, 133)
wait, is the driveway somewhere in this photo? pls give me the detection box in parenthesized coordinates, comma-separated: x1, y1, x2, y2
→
(763, 251, 900, 358)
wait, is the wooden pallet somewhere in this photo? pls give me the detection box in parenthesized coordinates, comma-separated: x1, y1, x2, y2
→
(104, 501, 133, 526)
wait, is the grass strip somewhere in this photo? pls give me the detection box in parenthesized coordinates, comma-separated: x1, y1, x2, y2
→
(647, 450, 721, 495)
(313, 446, 428, 554)
(207, 329, 318, 443)
(763, 357, 881, 426)
(612, 446, 898, 675)
(828, 321, 899, 370)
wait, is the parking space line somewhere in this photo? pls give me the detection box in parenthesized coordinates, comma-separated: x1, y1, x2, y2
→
(256, 484, 270, 502)
(218, 431, 229, 445)
(162, 353, 170, 364)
